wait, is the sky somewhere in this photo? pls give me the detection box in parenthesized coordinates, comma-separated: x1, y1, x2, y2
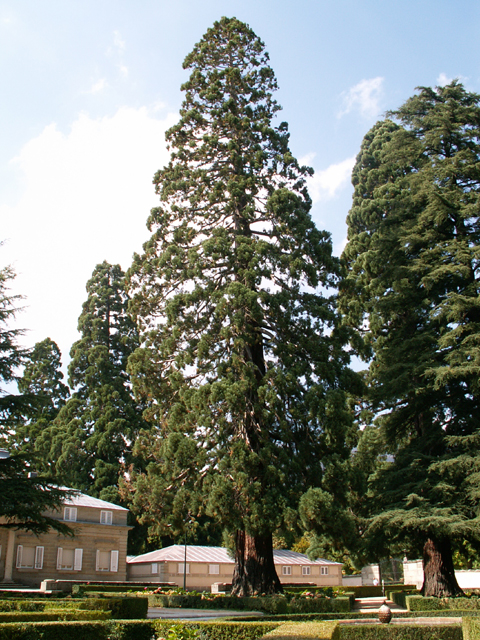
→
(1, 0, 480, 381)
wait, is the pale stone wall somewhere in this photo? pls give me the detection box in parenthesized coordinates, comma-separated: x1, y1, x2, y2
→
(1, 505, 130, 588)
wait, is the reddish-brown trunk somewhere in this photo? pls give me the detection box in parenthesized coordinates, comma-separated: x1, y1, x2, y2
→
(422, 536, 463, 597)
(231, 530, 282, 596)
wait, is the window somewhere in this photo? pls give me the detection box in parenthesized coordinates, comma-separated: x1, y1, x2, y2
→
(302, 566, 311, 576)
(152, 563, 158, 574)
(64, 507, 77, 522)
(178, 562, 190, 574)
(321, 566, 329, 575)
(96, 549, 119, 572)
(209, 564, 220, 575)
(57, 548, 83, 571)
(100, 510, 113, 525)
(282, 566, 291, 576)
(16, 545, 44, 569)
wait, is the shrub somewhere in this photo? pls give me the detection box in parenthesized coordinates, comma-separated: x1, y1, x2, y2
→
(336, 624, 462, 640)
(406, 596, 480, 612)
(262, 621, 339, 639)
(154, 620, 280, 640)
(288, 597, 349, 614)
(464, 617, 480, 640)
(0, 610, 110, 622)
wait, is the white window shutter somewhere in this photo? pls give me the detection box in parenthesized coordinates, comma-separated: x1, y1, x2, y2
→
(74, 548, 83, 571)
(96, 549, 101, 571)
(56, 547, 63, 570)
(110, 550, 119, 572)
(16, 545, 23, 568)
(35, 546, 44, 570)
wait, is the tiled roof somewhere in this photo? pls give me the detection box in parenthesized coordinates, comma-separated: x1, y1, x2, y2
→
(127, 544, 341, 565)
(61, 488, 128, 511)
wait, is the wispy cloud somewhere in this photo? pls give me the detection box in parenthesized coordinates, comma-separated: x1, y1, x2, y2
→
(119, 65, 129, 78)
(437, 72, 453, 87)
(88, 78, 107, 94)
(113, 30, 125, 51)
(338, 77, 384, 119)
(303, 155, 356, 203)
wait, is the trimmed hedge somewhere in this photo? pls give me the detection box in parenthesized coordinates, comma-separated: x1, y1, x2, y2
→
(229, 609, 478, 623)
(0, 597, 147, 619)
(464, 617, 480, 640)
(0, 620, 155, 640)
(262, 621, 339, 639)
(0, 610, 110, 622)
(71, 582, 173, 595)
(154, 620, 280, 640)
(0, 619, 280, 640)
(147, 593, 349, 614)
(336, 624, 462, 640)
(406, 595, 480, 611)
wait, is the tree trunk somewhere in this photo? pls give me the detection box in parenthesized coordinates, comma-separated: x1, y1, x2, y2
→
(231, 530, 282, 596)
(422, 536, 463, 597)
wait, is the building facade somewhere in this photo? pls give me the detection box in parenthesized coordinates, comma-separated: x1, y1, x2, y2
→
(127, 544, 343, 590)
(0, 491, 130, 587)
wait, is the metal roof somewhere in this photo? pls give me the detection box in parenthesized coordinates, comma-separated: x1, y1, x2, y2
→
(127, 544, 341, 565)
(61, 488, 128, 512)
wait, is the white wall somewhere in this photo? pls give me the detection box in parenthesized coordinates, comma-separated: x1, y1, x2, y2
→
(403, 560, 480, 590)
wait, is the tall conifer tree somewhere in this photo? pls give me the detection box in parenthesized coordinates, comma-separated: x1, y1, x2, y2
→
(127, 17, 355, 595)
(341, 82, 480, 596)
(9, 338, 70, 462)
(50, 262, 146, 501)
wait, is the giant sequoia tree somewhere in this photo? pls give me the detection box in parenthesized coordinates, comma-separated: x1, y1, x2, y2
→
(341, 82, 480, 596)
(127, 17, 355, 595)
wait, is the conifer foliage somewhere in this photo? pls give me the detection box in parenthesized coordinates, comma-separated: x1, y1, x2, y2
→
(9, 338, 70, 462)
(341, 82, 480, 596)
(50, 261, 145, 501)
(127, 17, 354, 595)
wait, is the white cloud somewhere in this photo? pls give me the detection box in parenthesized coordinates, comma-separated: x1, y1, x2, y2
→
(437, 72, 453, 87)
(338, 77, 384, 119)
(119, 65, 129, 78)
(113, 30, 126, 51)
(1, 106, 177, 365)
(88, 78, 107, 94)
(306, 156, 356, 203)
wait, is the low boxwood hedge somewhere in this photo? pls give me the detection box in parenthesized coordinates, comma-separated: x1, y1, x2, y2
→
(0, 597, 147, 619)
(262, 621, 339, 639)
(406, 595, 480, 612)
(147, 593, 349, 614)
(0, 610, 110, 623)
(0, 619, 280, 640)
(71, 582, 173, 595)
(464, 616, 480, 640)
(336, 624, 462, 640)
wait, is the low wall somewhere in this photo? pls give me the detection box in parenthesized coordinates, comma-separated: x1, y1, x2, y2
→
(403, 561, 480, 590)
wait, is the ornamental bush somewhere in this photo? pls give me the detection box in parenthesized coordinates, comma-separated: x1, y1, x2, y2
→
(463, 617, 480, 640)
(406, 596, 480, 612)
(262, 621, 339, 639)
(336, 625, 462, 640)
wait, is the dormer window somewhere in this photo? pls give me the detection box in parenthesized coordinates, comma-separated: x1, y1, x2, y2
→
(100, 510, 113, 525)
(64, 507, 77, 522)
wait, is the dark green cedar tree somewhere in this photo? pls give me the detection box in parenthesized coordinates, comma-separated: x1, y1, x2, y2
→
(127, 17, 356, 596)
(49, 261, 146, 503)
(0, 262, 29, 429)
(0, 261, 72, 535)
(340, 82, 480, 596)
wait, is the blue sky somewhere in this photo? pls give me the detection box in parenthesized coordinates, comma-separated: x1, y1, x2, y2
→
(1, 0, 479, 373)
